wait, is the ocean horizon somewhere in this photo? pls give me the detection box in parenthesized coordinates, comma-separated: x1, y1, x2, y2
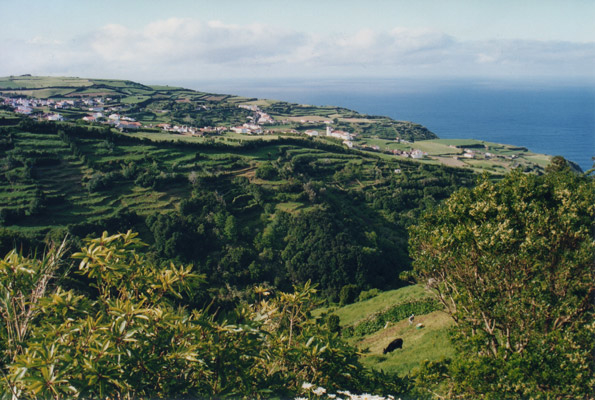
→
(172, 77, 595, 172)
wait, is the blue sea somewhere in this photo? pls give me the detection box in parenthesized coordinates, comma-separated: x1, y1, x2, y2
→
(181, 78, 595, 171)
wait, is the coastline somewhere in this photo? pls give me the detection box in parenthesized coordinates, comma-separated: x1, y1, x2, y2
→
(174, 77, 595, 171)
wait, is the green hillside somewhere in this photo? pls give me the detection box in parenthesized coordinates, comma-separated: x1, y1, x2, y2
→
(0, 75, 436, 141)
(0, 119, 477, 303)
(0, 75, 553, 175)
(0, 76, 591, 399)
(317, 285, 454, 376)
(0, 75, 554, 302)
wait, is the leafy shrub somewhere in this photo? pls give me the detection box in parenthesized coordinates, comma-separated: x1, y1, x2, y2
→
(326, 314, 341, 334)
(339, 284, 359, 306)
(409, 168, 595, 398)
(255, 162, 278, 180)
(358, 288, 380, 302)
(87, 171, 122, 192)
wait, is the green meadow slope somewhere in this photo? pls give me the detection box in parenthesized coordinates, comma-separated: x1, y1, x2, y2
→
(317, 285, 455, 376)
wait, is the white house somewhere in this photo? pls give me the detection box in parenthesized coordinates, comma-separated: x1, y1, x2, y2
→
(231, 126, 250, 134)
(326, 126, 353, 140)
(15, 106, 32, 115)
(305, 130, 319, 137)
(243, 123, 263, 134)
(257, 113, 275, 124)
(238, 104, 258, 111)
(410, 149, 425, 159)
(46, 113, 64, 121)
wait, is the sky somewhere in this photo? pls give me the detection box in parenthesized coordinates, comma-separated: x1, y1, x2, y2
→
(1, 0, 594, 84)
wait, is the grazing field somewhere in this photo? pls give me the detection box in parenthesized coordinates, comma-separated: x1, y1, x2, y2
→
(285, 115, 332, 122)
(315, 285, 455, 376)
(121, 95, 152, 104)
(359, 310, 454, 376)
(316, 285, 430, 325)
(354, 137, 551, 174)
(0, 76, 93, 89)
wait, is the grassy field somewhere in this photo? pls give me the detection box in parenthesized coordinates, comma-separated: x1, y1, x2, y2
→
(0, 76, 93, 89)
(318, 285, 431, 326)
(0, 75, 553, 244)
(123, 129, 550, 175)
(353, 137, 551, 174)
(0, 76, 162, 100)
(316, 285, 455, 376)
(358, 310, 454, 375)
(0, 75, 552, 176)
(121, 95, 152, 104)
(0, 123, 548, 241)
(0, 126, 205, 234)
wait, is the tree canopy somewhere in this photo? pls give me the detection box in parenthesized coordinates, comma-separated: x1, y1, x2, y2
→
(409, 168, 595, 398)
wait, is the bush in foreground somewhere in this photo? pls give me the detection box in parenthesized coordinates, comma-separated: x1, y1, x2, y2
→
(409, 168, 595, 398)
(0, 231, 406, 399)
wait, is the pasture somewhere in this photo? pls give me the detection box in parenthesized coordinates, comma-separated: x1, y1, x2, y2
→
(315, 285, 455, 376)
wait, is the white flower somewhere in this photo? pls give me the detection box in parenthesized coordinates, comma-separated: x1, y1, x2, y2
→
(328, 395, 337, 399)
(294, 398, 308, 400)
(313, 386, 327, 396)
(302, 382, 314, 391)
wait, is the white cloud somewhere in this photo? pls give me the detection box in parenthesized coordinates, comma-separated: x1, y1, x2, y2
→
(477, 53, 499, 64)
(87, 18, 305, 67)
(1, 18, 593, 80)
(26, 37, 63, 46)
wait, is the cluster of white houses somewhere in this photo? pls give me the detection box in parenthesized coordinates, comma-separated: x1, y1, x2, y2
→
(156, 123, 226, 136)
(393, 148, 427, 159)
(2, 94, 429, 160)
(230, 123, 263, 134)
(2, 96, 65, 120)
(1, 94, 122, 124)
(2, 95, 109, 114)
(238, 104, 275, 125)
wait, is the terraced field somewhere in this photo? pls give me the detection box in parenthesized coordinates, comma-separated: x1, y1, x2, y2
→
(2, 117, 420, 237)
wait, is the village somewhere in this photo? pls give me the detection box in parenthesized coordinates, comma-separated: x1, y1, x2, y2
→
(0, 93, 529, 166)
(1, 94, 431, 159)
